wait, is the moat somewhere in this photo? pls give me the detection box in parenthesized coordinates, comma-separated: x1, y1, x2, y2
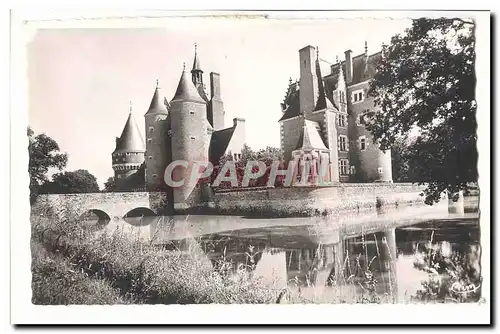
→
(84, 201, 481, 303)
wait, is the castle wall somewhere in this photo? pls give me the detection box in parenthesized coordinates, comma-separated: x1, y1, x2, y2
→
(211, 183, 430, 216)
(347, 81, 393, 182)
(145, 114, 170, 191)
(280, 117, 304, 162)
(170, 100, 209, 206)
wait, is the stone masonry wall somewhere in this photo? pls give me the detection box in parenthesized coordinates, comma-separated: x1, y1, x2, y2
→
(211, 183, 427, 216)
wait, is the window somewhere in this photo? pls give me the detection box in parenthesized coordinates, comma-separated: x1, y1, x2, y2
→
(148, 156, 153, 160)
(233, 153, 238, 160)
(338, 114, 347, 127)
(338, 135, 348, 152)
(339, 159, 349, 175)
(378, 167, 384, 175)
(149, 126, 154, 132)
(189, 110, 195, 115)
(190, 136, 196, 140)
(359, 136, 367, 151)
(167, 129, 172, 137)
(339, 91, 346, 104)
(350, 165, 356, 175)
(352, 90, 364, 104)
(238, 153, 242, 160)
(152, 174, 157, 179)
(147, 138, 152, 143)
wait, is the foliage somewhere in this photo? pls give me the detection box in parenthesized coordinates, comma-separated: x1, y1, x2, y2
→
(201, 144, 287, 189)
(103, 176, 116, 192)
(367, 18, 477, 204)
(28, 127, 68, 203)
(412, 239, 481, 303)
(39, 169, 100, 194)
(391, 135, 418, 182)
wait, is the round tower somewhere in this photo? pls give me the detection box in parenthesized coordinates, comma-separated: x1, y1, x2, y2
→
(144, 80, 170, 191)
(169, 65, 208, 208)
(112, 104, 146, 188)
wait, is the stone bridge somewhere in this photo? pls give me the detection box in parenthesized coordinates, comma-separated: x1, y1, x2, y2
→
(32, 191, 169, 221)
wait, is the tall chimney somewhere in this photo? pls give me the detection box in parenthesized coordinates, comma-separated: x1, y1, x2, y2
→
(209, 72, 224, 130)
(344, 49, 353, 84)
(299, 45, 319, 116)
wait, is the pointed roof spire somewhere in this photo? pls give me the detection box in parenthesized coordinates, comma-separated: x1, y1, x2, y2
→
(172, 66, 205, 103)
(114, 112, 145, 153)
(314, 52, 336, 112)
(145, 80, 168, 115)
(192, 42, 202, 72)
(295, 120, 328, 151)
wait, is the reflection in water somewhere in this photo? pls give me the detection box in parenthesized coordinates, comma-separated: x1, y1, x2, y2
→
(81, 204, 480, 303)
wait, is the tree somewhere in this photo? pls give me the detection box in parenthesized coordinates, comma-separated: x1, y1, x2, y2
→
(103, 176, 116, 192)
(28, 127, 68, 203)
(367, 18, 477, 204)
(40, 169, 100, 194)
(201, 145, 286, 189)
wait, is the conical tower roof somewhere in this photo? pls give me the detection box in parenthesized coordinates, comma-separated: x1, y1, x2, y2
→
(171, 66, 205, 104)
(145, 81, 168, 115)
(114, 112, 145, 153)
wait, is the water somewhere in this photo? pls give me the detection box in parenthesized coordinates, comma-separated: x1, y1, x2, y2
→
(83, 203, 481, 303)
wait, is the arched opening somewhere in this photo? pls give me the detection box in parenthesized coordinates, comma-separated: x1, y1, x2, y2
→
(79, 209, 111, 230)
(123, 207, 158, 226)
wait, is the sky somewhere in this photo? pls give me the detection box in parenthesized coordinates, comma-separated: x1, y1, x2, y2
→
(28, 17, 412, 187)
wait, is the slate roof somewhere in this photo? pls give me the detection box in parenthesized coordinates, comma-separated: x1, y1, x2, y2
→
(145, 85, 169, 115)
(209, 126, 236, 164)
(114, 113, 145, 153)
(171, 69, 205, 104)
(279, 82, 301, 122)
(295, 120, 328, 151)
(280, 50, 382, 123)
(314, 58, 337, 112)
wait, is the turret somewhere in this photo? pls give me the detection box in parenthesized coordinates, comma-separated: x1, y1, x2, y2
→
(144, 80, 170, 191)
(170, 64, 209, 208)
(112, 103, 145, 187)
(191, 43, 209, 103)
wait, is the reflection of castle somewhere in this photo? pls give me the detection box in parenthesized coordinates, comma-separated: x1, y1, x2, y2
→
(111, 45, 246, 192)
(280, 44, 393, 183)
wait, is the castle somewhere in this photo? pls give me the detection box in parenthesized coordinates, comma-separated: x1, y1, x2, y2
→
(279, 43, 393, 184)
(111, 45, 247, 197)
(110, 42, 393, 207)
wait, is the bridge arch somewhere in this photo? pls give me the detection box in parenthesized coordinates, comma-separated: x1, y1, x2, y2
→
(79, 209, 111, 230)
(123, 207, 158, 227)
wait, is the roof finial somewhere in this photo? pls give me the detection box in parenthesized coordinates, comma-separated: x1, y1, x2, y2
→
(365, 41, 368, 54)
(129, 101, 132, 114)
(316, 46, 319, 60)
(336, 55, 339, 64)
(183, 62, 186, 71)
(156, 79, 159, 88)
(194, 42, 198, 54)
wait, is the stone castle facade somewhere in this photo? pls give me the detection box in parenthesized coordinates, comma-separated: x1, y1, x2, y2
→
(111, 46, 247, 196)
(110, 42, 393, 206)
(280, 43, 393, 184)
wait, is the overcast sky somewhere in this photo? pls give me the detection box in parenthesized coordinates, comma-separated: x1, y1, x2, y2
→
(28, 17, 412, 187)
